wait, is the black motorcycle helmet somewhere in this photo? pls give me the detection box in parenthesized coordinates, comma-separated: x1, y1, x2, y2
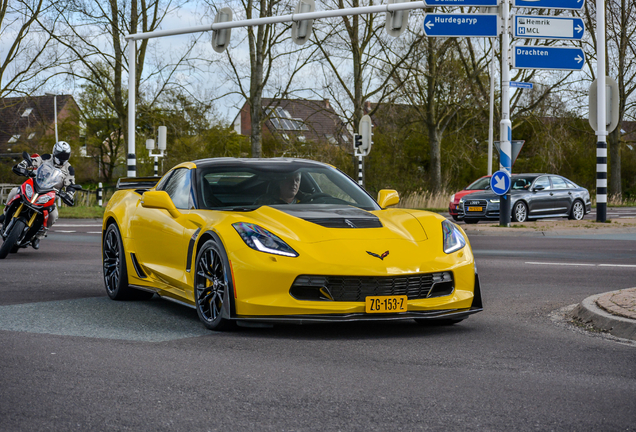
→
(52, 141, 71, 165)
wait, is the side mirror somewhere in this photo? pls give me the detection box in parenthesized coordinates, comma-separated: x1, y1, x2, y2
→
(141, 190, 181, 218)
(377, 189, 399, 209)
(22, 151, 33, 167)
(533, 185, 545, 191)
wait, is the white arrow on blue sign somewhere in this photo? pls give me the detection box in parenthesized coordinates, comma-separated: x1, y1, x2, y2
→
(423, 14, 499, 37)
(425, 0, 498, 5)
(512, 0, 584, 10)
(512, 45, 585, 71)
(513, 15, 585, 40)
(490, 170, 511, 196)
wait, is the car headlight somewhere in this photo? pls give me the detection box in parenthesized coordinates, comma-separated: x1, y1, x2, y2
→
(489, 198, 500, 203)
(449, 194, 455, 202)
(233, 222, 299, 257)
(36, 195, 53, 204)
(442, 220, 466, 254)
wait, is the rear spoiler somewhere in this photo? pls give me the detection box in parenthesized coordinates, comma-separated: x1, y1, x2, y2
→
(116, 176, 160, 191)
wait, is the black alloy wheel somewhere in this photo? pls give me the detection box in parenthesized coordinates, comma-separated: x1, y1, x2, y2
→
(194, 239, 234, 331)
(103, 223, 153, 300)
(569, 200, 585, 221)
(512, 201, 528, 223)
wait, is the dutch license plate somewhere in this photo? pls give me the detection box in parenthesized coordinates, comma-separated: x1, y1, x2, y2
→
(467, 206, 483, 212)
(365, 295, 408, 313)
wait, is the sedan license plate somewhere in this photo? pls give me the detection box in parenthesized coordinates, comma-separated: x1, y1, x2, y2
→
(467, 206, 483, 212)
(365, 295, 408, 313)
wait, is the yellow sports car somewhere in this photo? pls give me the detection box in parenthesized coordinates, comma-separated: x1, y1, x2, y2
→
(102, 158, 482, 330)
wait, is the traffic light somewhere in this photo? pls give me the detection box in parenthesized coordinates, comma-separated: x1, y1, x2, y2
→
(292, 0, 315, 45)
(385, 0, 410, 38)
(359, 114, 373, 155)
(212, 8, 233, 53)
(354, 134, 362, 148)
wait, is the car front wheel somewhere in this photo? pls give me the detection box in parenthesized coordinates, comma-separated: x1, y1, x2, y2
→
(194, 239, 235, 331)
(569, 200, 585, 220)
(512, 201, 528, 223)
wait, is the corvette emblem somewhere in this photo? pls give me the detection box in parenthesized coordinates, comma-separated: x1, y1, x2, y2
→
(367, 250, 389, 260)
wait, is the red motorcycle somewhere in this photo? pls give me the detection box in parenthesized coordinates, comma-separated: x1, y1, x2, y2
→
(0, 152, 81, 258)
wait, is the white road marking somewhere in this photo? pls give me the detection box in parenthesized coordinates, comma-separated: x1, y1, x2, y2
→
(87, 232, 102, 234)
(54, 230, 76, 233)
(526, 262, 636, 268)
(55, 224, 102, 227)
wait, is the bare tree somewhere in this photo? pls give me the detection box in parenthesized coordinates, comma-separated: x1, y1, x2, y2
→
(583, 0, 636, 199)
(313, 0, 419, 130)
(46, 0, 201, 175)
(0, 0, 64, 96)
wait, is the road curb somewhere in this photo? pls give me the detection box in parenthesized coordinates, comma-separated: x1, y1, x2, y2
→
(573, 290, 636, 341)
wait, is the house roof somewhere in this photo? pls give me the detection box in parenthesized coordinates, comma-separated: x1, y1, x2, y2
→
(238, 98, 351, 144)
(0, 95, 75, 150)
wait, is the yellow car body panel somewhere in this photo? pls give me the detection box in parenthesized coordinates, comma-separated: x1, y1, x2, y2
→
(102, 158, 482, 326)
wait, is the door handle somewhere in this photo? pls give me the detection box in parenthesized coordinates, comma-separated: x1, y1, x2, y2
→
(549, 192, 554, 196)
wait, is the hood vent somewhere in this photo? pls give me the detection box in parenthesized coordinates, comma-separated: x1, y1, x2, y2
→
(272, 204, 383, 229)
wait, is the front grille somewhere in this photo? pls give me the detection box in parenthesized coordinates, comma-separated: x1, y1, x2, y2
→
(291, 273, 454, 302)
(465, 199, 487, 207)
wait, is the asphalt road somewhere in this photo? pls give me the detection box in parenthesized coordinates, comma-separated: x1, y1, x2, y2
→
(1, 219, 635, 431)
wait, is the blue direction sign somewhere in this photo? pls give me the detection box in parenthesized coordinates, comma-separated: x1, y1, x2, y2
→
(510, 81, 533, 89)
(513, 16, 585, 40)
(512, 45, 585, 71)
(423, 14, 499, 37)
(512, 0, 584, 10)
(425, 0, 498, 5)
(490, 170, 511, 196)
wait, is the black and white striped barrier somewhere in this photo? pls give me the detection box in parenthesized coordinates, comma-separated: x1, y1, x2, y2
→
(154, 157, 159, 177)
(597, 141, 607, 221)
(98, 182, 103, 207)
(358, 154, 363, 187)
(127, 153, 136, 177)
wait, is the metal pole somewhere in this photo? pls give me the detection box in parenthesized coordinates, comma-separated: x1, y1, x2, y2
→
(154, 156, 159, 177)
(53, 95, 58, 142)
(127, 42, 137, 177)
(596, 0, 607, 222)
(499, 0, 511, 226)
(98, 182, 103, 207)
(358, 153, 364, 187)
(488, 39, 495, 176)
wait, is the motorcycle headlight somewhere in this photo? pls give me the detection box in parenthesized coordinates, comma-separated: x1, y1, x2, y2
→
(24, 183, 33, 199)
(233, 222, 299, 257)
(442, 220, 466, 254)
(36, 195, 53, 204)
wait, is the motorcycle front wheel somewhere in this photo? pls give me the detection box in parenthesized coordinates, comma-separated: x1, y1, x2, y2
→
(0, 218, 25, 259)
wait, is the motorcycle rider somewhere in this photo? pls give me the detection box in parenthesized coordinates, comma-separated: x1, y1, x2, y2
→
(0, 141, 76, 248)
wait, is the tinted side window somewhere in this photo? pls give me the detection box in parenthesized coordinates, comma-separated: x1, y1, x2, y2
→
(164, 168, 193, 209)
(550, 177, 568, 189)
(534, 176, 551, 190)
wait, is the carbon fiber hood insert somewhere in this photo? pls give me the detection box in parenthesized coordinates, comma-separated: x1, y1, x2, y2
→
(271, 204, 383, 228)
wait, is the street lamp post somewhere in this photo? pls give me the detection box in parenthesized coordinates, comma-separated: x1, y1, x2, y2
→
(45, 93, 59, 142)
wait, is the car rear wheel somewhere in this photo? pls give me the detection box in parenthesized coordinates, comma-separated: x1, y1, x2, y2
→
(569, 200, 585, 220)
(103, 223, 153, 300)
(195, 239, 235, 331)
(512, 201, 528, 223)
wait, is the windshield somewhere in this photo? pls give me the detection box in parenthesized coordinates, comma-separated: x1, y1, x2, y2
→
(197, 163, 380, 211)
(35, 162, 65, 190)
(466, 177, 491, 190)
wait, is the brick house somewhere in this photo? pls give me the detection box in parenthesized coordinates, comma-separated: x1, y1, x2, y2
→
(0, 94, 80, 159)
(232, 98, 352, 147)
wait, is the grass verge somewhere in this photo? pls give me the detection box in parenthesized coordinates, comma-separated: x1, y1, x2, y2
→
(59, 206, 105, 219)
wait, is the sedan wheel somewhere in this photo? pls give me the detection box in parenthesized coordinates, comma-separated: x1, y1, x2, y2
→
(512, 201, 528, 223)
(569, 200, 585, 220)
(195, 240, 234, 331)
